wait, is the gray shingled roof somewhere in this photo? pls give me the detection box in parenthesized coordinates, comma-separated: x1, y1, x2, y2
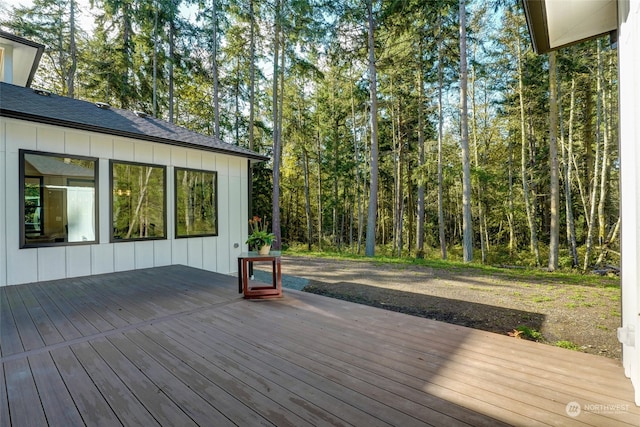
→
(0, 82, 268, 162)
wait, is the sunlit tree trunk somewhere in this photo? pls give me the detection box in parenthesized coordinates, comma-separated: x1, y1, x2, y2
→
(365, 0, 379, 257)
(584, 41, 604, 271)
(271, 0, 282, 249)
(437, 10, 447, 260)
(416, 47, 426, 258)
(459, 0, 473, 262)
(563, 78, 579, 267)
(517, 40, 540, 266)
(67, 0, 77, 98)
(212, 0, 220, 140)
(548, 51, 559, 271)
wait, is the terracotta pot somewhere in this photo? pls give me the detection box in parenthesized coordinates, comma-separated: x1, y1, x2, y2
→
(258, 244, 271, 255)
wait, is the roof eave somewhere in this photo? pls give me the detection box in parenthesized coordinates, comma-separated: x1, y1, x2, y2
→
(522, 0, 618, 55)
(522, 0, 550, 54)
(0, 109, 270, 163)
(0, 31, 45, 87)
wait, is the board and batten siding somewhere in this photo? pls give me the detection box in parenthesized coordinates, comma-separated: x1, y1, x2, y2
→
(619, 0, 640, 406)
(0, 117, 249, 287)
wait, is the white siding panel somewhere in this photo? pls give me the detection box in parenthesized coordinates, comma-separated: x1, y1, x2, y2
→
(187, 149, 202, 169)
(202, 238, 217, 272)
(37, 247, 66, 281)
(171, 148, 187, 167)
(66, 245, 92, 278)
(90, 135, 113, 158)
(135, 141, 153, 163)
(217, 174, 230, 273)
(216, 156, 229, 175)
(91, 244, 114, 275)
(202, 152, 216, 170)
(114, 243, 135, 271)
(618, 0, 640, 406)
(7, 248, 38, 285)
(0, 149, 6, 286)
(154, 144, 171, 164)
(187, 238, 203, 269)
(6, 121, 36, 152)
(135, 241, 155, 269)
(98, 158, 110, 244)
(227, 176, 242, 273)
(113, 138, 134, 161)
(36, 126, 64, 153)
(154, 240, 172, 266)
(5, 151, 21, 282)
(65, 131, 91, 156)
(172, 239, 188, 265)
(228, 156, 242, 177)
(1, 121, 6, 287)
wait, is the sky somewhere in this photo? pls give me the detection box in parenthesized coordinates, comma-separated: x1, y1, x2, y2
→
(1, 0, 96, 31)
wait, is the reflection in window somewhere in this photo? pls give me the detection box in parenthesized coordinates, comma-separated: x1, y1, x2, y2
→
(111, 161, 166, 240)
(175, 168, 218, 237)
(21, 151, 97, 246)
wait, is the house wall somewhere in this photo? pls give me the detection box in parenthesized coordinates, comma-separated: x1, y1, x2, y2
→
(0, 117, 249, 286)
(618, 0, 640, 406)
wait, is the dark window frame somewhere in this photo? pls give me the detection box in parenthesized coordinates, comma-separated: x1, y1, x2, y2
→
(174, 167, 219, 238)
(109, 159, 167, 242)
(19, 149, 99, 248)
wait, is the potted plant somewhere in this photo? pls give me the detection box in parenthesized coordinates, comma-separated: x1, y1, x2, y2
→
(246, 216, 276, 254)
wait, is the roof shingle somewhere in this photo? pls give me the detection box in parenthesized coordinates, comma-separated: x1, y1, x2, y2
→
(0, 82, 268, 162)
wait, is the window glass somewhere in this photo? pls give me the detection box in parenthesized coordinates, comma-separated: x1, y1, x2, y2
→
(175, 168, 218, 237)
(21, 151, 97, 246)
(111, 161, 166, 240)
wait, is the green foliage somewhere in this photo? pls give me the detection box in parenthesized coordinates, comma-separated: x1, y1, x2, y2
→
(246, 216, 276, 250)
(555, 340, 580, 351)
(515, 325, 543, 341)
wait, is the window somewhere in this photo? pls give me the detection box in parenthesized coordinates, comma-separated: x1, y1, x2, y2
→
(175, 168, 218, 238)
(111, 161, 166, 241)
(20, 150, 98, 247)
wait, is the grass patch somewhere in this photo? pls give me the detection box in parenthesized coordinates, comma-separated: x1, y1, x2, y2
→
(555, 340, 580, 351)
(284, 246, 620, 288)
(514, 325, 543, 341)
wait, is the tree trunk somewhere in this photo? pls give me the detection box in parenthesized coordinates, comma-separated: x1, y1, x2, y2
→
(365, 0, 379, 257)
(416, 47, 425, 259)
(67, 0, 77, 98)
(212, 0, 220, 140)
(303, 147, 312, 251)
(437, 11, 446, 260)
(271, 0, 282, 249)
(583, 41, 604, 271)
(470, 61, 486, 264)
(249, 0, 256, 150)
(459, 0, 473, 263)
(168, 15, 175, 123)
(517, 40, 540, 266)
(548, 51, 559, 271)
(564, 78, 579, 267)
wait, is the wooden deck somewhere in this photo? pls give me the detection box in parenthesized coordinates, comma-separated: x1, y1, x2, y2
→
(1, 265, 638, 426)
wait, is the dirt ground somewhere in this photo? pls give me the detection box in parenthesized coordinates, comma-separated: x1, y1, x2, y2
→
(273, 255, 622, 360)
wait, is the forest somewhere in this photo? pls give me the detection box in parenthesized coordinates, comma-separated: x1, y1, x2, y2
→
(1, 0, 619, 270)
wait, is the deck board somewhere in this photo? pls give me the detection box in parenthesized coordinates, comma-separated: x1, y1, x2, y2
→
(1, 265, 638, 426)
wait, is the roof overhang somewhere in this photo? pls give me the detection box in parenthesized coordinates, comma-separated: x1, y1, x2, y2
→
(522, 0, 618, 54)
(0, 31, 44, 87)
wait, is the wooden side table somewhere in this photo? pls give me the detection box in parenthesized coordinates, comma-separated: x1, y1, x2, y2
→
(237, 251, 282, 299)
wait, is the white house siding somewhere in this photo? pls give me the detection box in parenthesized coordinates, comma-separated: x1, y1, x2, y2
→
(618, 0, 640, 406)
(0, 117, 249, 286)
